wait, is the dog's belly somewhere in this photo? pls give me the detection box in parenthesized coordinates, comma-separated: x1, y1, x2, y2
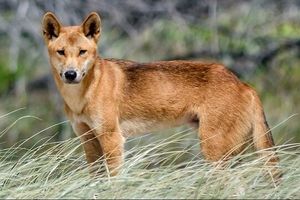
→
(120, 118, 193, 137)
(120, 119, 162, 136)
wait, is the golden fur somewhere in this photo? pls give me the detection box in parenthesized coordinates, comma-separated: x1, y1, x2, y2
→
(42, 12, 279, 177)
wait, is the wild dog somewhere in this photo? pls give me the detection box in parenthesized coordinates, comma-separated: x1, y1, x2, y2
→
(42, 12, 280, 178)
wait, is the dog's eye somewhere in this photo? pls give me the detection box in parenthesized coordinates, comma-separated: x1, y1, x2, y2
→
(79, 50, 87, 56)
(57, 50, 65, 56)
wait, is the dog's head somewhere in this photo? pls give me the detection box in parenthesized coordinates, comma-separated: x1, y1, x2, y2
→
(42, 12, 101, 84)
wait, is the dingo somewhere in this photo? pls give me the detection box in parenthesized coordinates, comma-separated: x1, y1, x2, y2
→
(42, 12, 279, 177)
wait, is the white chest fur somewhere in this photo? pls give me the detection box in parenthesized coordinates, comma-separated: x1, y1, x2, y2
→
(61, 84, 86, 114)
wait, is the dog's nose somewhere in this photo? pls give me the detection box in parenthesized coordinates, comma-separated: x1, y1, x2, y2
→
(64, 70, 77, 81)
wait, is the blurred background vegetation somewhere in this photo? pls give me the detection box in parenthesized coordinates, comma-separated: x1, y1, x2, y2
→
(0, 0, 299, 152)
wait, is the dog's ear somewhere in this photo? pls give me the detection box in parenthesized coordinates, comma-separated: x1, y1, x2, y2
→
(42, 12, 61, 44)
(81, 12, 101, 43)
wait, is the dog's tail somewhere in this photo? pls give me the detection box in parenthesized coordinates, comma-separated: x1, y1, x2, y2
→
(251, 90, 281, 181)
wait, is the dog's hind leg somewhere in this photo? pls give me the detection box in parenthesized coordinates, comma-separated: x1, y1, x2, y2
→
(195, 100, 253, 163)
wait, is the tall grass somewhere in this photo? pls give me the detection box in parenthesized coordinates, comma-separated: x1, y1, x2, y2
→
(0, 112, 299, 199)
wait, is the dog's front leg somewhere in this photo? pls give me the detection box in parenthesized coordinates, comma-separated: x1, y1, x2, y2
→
(95, 128, 125, 176)
(72, 122, 104, 174)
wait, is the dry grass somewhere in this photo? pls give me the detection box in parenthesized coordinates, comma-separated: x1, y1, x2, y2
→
(0, 112, 299, 199)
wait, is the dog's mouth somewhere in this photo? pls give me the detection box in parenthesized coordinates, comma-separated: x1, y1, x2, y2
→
(64, 79, 81, 84)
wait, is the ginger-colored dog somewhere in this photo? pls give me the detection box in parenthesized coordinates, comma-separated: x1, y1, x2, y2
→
(42, 12, 279, 176)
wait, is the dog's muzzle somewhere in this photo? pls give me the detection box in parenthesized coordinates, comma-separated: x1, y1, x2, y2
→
(64, 70, 77, 82)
